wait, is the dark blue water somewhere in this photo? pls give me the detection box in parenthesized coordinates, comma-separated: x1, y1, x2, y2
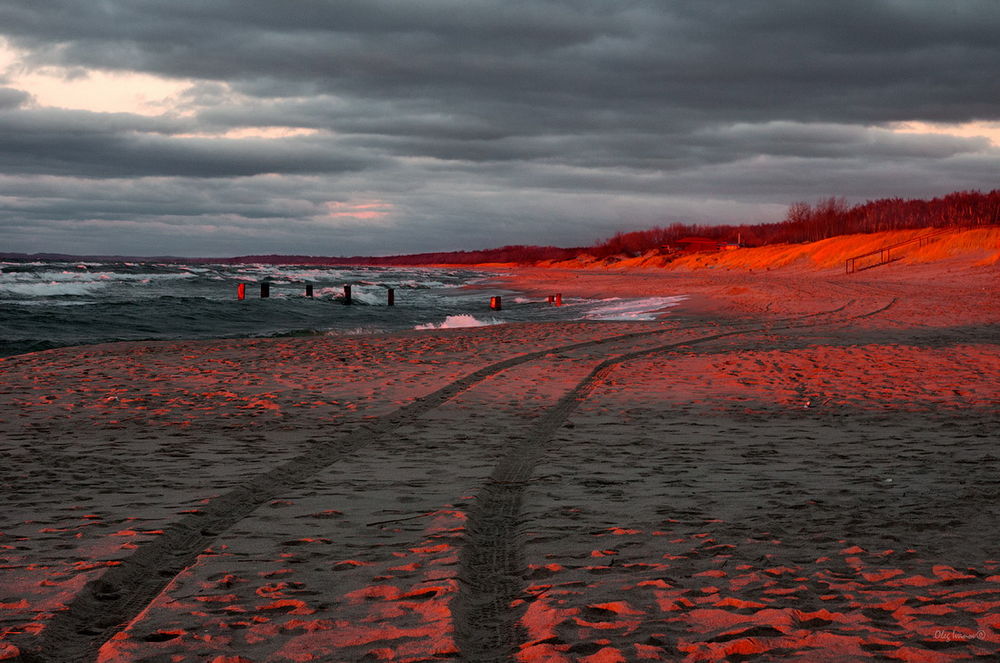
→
(0, 261, 685, 357)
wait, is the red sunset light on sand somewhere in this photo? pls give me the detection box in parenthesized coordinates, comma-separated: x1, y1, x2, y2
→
(2, 257, 999, 661)
(2, 2, 1000, 651)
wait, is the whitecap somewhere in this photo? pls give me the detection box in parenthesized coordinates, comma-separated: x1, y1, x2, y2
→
(414, 314, 501, 330)
(581, 296, 686, 321)
(0, 281, 105, 297)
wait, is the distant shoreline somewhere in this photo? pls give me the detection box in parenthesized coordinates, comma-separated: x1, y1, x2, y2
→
(4, 225, 997, 272)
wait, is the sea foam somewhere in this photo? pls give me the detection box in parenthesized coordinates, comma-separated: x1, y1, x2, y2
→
(582, 296, 686, 321)
(414, 314, 500, 330)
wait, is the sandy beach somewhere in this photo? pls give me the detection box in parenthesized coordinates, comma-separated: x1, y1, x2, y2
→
(2, 258, 998, 662)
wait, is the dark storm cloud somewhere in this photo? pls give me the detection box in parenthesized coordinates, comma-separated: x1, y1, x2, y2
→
(0, 108, 381, 177)
(0, 1, 999, 255)
(4, 0, 998, 125)
(0, 87, 30, 109)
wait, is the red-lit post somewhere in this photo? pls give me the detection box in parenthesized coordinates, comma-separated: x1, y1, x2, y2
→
(490, 296, 502, 310)
(547, 295, 554, 304)
(555, 293, 562, 306)
(237, 283, 246, 300)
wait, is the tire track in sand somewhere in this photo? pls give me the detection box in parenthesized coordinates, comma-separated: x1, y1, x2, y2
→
(16, 299, 867, 662)
(453, 298, 893, 662)
(15, 318, 777, 663)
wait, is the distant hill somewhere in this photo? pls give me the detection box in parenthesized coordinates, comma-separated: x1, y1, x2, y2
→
(216, 244, 584, 266)
(0, 252, 200, 263)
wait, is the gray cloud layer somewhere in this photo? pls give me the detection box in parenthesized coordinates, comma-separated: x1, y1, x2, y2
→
(1, 1, 999, 255)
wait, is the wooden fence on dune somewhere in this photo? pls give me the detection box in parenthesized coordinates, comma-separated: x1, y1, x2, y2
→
(844, 227, 962, 274)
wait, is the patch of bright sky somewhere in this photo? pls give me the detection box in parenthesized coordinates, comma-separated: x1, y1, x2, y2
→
(0, 38, 191, 116)
(176, 126, 322, 139)
(890, 121, 1000, 148)
(324, 201, 394, 221)
(0, 38, 318, 139)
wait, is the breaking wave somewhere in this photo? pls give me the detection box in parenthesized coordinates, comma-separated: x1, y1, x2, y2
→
(413, 314, 500, 330)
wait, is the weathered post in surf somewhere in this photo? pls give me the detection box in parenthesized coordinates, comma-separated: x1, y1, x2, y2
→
(305, 284, 313, 297)
(260, 282, 270, 298)
(237, 283, 246, 300)
(555, 293, 562, 306)
(547, 295, 554, 304)
(387, 288, 395, 306)
(343, 284, 352, 305)
(490, 296, 502, 311)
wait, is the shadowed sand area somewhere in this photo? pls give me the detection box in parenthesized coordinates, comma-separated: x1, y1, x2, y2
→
(1, 259, 998, 662)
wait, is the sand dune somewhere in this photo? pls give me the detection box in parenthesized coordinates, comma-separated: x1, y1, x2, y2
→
(1, 257, 998, 661)
(533, 226, 1000, 272)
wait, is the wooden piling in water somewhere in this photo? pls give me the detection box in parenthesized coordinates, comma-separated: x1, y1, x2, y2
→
(260, 282, 270, 298)
(387, 288, 395, 306)
(343, 284, 352, 304)
(237, 283, 246, 300)
(490, 296, 502, 310)
(305, 284, 313, 297)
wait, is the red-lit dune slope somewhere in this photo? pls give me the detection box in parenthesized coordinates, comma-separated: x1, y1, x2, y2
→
(532, 226, 1000, 272)
(1, 240, 998, 662)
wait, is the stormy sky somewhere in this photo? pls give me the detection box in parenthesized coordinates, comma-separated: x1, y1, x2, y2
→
(1, 1, 998, 257)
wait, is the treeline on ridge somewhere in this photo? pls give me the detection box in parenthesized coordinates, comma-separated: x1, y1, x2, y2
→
(228, 189, 999, 265)
(590, 189, 1000, 258)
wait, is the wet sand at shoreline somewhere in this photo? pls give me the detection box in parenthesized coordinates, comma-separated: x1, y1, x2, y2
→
(1, 260, 998, 661)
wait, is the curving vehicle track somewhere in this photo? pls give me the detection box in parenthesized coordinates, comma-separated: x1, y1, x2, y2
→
(14, 297, 946, 662)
